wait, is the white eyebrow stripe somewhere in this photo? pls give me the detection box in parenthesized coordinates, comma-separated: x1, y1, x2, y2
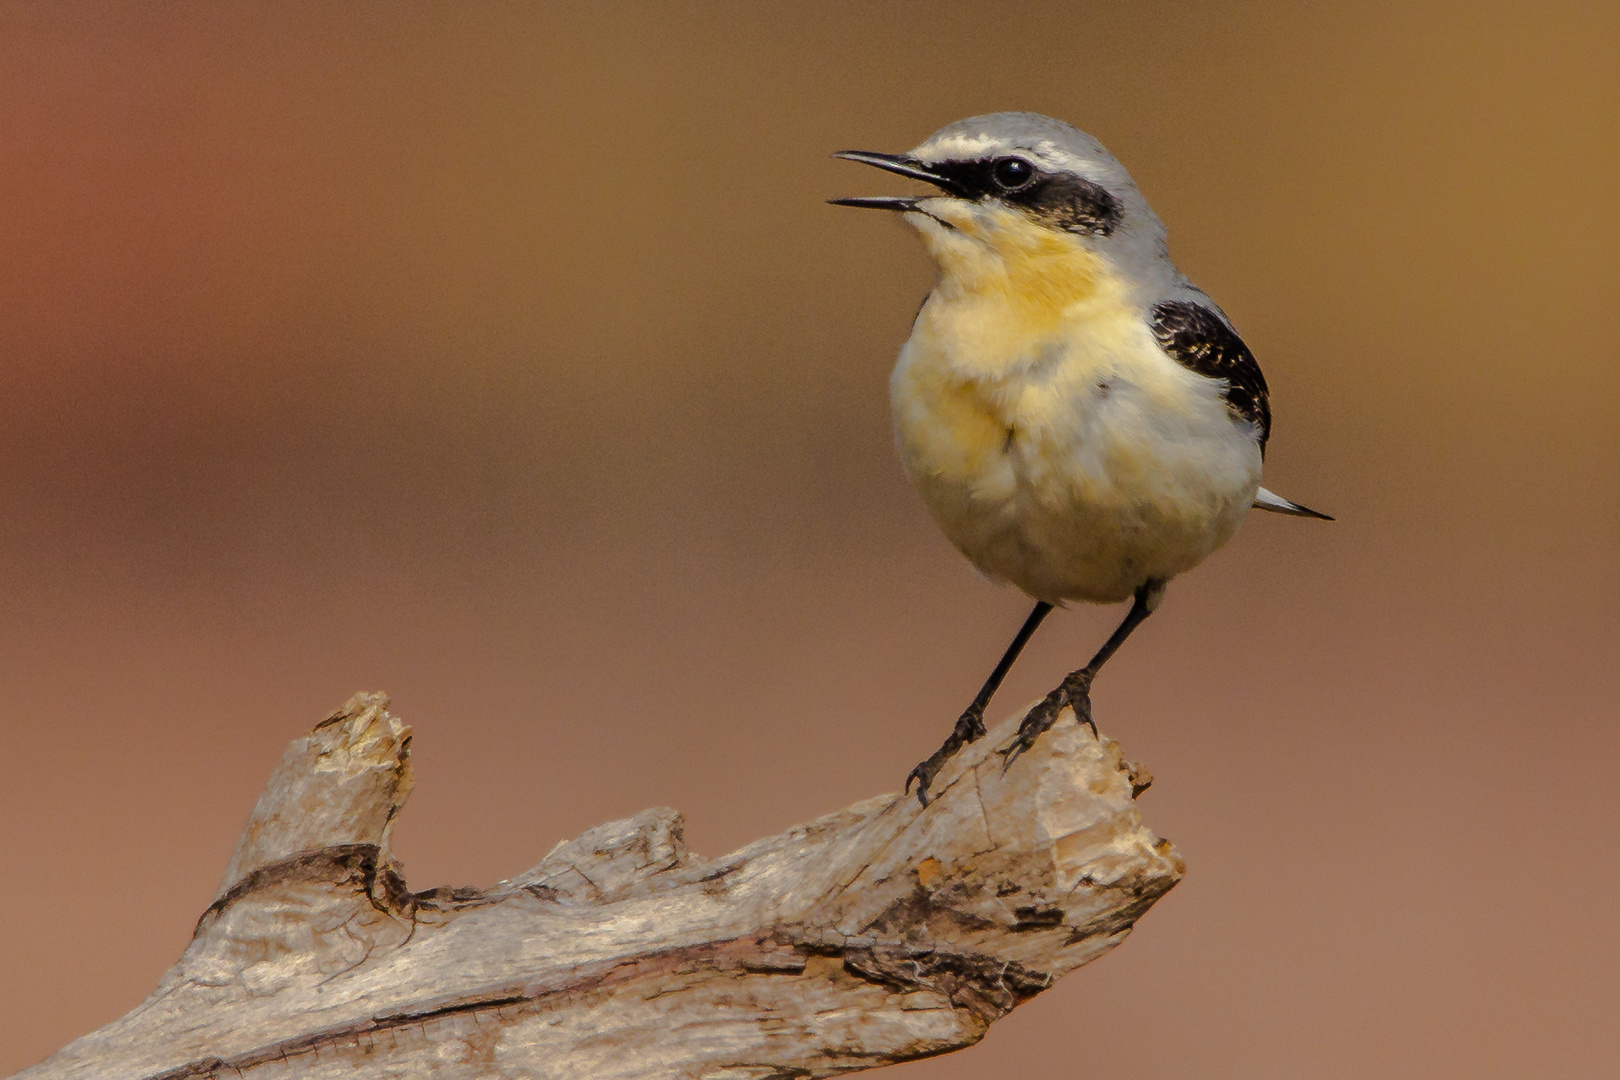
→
(913, 132, 1000, 160)
(915, 135, 1112, 185)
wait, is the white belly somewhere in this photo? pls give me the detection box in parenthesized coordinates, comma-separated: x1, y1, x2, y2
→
(891, 311, 1262, 605)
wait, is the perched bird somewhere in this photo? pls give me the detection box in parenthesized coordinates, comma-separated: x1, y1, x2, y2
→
(832, 113, 1330, 804)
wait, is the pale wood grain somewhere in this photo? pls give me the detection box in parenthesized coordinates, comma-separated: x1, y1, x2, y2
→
(14, 690, 1181, 1080)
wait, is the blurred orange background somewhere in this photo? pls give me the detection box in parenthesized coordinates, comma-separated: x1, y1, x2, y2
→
(1, 2, 1616, 1076)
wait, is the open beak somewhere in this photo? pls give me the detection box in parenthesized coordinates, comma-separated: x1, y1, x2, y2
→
(828, 150, 965, 211)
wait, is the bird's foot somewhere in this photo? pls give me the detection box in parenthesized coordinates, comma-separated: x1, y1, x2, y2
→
(906, 703, 988, 806)
(999, 669, 1095, 774)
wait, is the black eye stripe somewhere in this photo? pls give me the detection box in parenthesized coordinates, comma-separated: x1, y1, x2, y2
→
(922, 157, 1123, 237)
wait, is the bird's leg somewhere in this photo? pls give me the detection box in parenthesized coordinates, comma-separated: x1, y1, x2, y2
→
(1000, 580, 1165, 772)
(907, 601, 1052, 806)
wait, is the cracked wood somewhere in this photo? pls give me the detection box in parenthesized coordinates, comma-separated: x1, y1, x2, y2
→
(15, 690, 1183, 1080)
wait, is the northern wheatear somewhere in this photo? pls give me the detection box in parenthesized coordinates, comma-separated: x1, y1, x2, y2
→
(832, 112, 1330, 804)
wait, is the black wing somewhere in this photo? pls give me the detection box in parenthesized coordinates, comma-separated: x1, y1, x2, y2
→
(1149, 300, 1271, 454)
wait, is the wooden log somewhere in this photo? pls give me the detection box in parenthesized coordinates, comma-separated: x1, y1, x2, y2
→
(14, 690, 1182, 1080)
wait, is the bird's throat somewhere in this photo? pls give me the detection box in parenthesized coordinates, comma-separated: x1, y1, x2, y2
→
(916, 234, 1123, 379)
(911, 207, 1123, 373)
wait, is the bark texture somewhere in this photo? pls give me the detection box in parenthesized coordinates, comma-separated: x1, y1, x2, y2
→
(15, 691, 1183, 1080)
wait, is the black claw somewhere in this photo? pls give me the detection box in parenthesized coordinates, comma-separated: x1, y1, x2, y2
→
(905, 761, 924, 796)
(906, 756, 942, 806)
(906, 746, 947, 805)
(998, 673, 1095, 776)
(1066, 674, 1097, 738)
(906, 703, 992, 807)
(997, 715, 1047, 775)
(997, 739, 1028, 774)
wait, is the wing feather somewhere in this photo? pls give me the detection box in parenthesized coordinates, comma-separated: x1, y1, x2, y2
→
(1149, 300, 1271, 454)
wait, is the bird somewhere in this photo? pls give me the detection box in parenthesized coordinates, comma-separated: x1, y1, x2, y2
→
(831, 112, 1331, 805)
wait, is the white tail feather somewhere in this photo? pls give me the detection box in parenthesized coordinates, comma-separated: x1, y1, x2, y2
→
(1253, 486, 1334, 520)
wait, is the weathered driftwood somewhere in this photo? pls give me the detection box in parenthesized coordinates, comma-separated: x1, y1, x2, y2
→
(16, 690, 1182, 1080)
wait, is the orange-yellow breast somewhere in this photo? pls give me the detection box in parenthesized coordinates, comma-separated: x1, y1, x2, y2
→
(889, 207, 1262, 603)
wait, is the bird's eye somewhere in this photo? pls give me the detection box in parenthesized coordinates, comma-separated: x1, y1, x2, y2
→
(992, 157, 1035, 190)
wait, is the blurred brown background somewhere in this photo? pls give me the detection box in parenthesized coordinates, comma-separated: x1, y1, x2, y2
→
(1, 1, 1616, 1076)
